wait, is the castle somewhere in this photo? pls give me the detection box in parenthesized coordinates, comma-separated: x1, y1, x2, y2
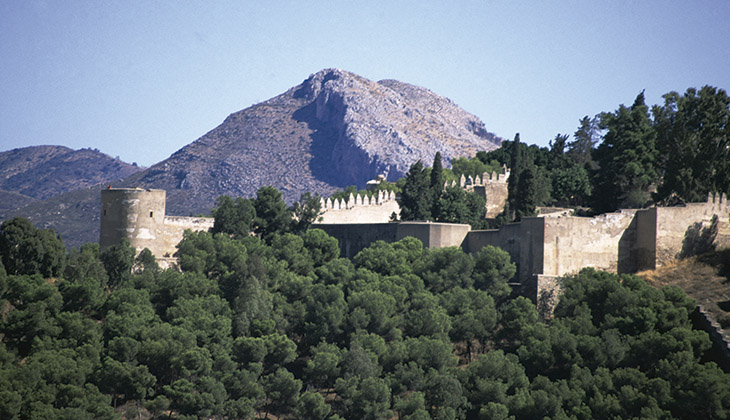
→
(100, 186, 730, 302)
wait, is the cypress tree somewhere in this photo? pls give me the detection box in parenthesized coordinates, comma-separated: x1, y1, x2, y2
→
(507, 133, 522, 221)
(430, 152, 444, 218)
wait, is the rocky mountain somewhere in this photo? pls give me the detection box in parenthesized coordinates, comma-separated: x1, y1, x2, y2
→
(8, 69, 502, 247)
(121, 68, 501, 216)
(0, 146, 144, 202)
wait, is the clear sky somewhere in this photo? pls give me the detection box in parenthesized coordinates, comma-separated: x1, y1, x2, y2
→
(2, 1, 729, 167)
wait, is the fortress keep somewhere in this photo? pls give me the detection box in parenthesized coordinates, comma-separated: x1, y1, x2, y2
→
(99, 188, 213, 268)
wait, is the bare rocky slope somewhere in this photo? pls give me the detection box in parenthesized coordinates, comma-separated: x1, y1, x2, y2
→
(8, 69, 502, 247)
(121, 68, 501, 216)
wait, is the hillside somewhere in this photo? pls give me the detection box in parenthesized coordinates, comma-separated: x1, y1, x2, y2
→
(9, 69, 502, 247)
(640, 249, 730, 329)
(0, 145, 143, 201)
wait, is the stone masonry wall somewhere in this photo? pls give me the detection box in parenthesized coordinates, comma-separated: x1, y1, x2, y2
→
(654, 193, 730, 267)
(316, 190, 400, 224)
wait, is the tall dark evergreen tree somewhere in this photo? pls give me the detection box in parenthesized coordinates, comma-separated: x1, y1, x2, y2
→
(653, 86, 730, 203)
(252, 186, 292, 240)
(430, 152, 444, 217)
(398, 160, 432, 221)
(593, 91, 659, 213)
(507, 133, 522, 221)
(568, 116, 599, 168)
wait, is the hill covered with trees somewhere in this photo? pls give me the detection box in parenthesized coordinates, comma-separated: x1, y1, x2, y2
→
(2, 189, 730, 418)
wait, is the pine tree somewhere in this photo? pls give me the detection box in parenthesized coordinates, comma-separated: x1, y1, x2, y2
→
(654, 86, 730, 203)
(593, 91, 659, 212)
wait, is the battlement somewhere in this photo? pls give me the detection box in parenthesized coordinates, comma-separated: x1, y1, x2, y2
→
(446, 167, 511, 190)
(317, 189, 399, 224)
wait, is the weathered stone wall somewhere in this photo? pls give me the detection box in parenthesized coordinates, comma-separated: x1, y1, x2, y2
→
(316, 223, 399, 258)
(632, 208, 657, 271)
(161, 216, 215, 258)
(318, 221, 472, 259)
(540, 211, 637, 278)
(100, 188, 213, 266)
(466, 223, 521, 260)
(654, 194, 730, 266)
(396, 222, 471, 249)
(316, 191, 400, 224)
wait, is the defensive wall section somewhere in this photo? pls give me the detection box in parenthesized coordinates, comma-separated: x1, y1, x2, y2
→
(467, 193, 730, 300)
(100, 188, 213, 268)
(100, 188, 729, 294)
(316, 170, 510, 225)
(317, 221, 471, 259)
(316, 190, 400, 224)
(319, 193, 730, 301)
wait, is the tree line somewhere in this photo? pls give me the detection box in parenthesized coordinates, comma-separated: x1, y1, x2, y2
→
(2, 192, 730, 418)
(398, 86, 730, 224)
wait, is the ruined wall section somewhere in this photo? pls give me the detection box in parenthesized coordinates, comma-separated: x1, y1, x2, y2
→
(540, 211, 637, 278)
(161, 216, 215, 257)
(654, 193, 730, 266)
(316, 190, 400, 224)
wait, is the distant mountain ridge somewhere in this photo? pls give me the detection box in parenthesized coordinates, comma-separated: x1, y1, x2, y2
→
(0, 145, 144, 201)
(5, 69, 502, 247)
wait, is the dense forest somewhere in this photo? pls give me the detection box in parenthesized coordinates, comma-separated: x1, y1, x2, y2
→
(2, 188, 730, 419)
(1, 85, 730, 419)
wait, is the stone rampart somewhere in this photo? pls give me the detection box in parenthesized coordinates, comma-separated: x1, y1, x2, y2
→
(654, 193, 730, 267)
(316, 190, 400, 224)
(464, 193, 730, 286)
(318, 221, 471, 258)
(692, 305, 730, 372)
(100, 188, 213, 267)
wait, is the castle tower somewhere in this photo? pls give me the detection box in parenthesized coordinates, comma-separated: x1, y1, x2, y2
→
(100, 188, 167, 255)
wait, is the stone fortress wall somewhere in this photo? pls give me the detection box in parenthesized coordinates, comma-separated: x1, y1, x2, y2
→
(100, 188, 214, 268)
(317, 190, 400, 224)
(320, 193, 730, 300)
(316, 168, 510, 224)
(467, 193, 730, 296)
(100, 187, 729, 298)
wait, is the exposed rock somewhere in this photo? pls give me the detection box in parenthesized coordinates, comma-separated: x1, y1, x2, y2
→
(7, 69, 502, 247)
(121, 68, 501, 217)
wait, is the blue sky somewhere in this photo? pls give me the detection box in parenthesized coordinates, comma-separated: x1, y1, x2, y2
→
(2, 1, 729, 167)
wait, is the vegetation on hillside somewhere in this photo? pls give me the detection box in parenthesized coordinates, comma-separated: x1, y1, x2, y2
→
(2, 204, 730, 419)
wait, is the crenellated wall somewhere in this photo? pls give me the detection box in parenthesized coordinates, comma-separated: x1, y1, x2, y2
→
(316, 190, 400, 224)
(101, 188, 729, 294)
(316, 168, 511, 225)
